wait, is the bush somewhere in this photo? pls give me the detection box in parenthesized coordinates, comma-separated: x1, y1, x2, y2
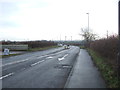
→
(90, 35, 118, 70)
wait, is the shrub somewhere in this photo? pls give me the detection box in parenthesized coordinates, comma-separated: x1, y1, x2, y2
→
(90, 35, 118, 70)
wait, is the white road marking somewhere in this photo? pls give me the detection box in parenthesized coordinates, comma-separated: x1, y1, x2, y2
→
(2, 58, 29, 67)
(31, 60, 45, 66)
(49, 50, 65, 56)
(63, 54, 68, 58)
(46, 56, 53, 59)
(1, 50, 65, 67)
(37, 55, 49, 59)
(58, 54, 68, 61)
(58, 57, 64, 61)
(0, 72, 14, 80)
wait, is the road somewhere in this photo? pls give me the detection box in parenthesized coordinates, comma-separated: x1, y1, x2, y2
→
(1, 46, 80, 88)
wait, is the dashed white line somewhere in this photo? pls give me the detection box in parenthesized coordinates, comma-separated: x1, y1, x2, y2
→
(1, 50, 66, 67)
(2, 58, 29, 67)
(37, 55, 49, 59)
(31, 60, 45, 66)
(46, 56, 53, 59)
(49, 50, 65, 56)
(0, 72, 14, 80)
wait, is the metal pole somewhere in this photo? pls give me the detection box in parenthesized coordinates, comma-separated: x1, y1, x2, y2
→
(86, 13, 89, 47)
(86, 13, 89, 32)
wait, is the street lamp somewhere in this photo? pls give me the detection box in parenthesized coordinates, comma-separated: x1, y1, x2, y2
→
(86, 13, 89, 32)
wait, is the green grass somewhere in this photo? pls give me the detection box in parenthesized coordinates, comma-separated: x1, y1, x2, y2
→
(0, 53, 22, 58)
(87, 48, 119, 88)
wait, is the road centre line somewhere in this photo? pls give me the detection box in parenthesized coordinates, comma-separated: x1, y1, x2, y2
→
(46, 56, 53, 59)
(2, 58, 29, 67)
(0, 72, 14, 80)
(31, 60, 45, 66)
(1, 50, 66, 67)
(37, 55, 50, 59)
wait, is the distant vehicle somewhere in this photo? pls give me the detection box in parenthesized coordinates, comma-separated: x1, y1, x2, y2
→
(64, 45, 70, 49)
(58, 44, 63, 47)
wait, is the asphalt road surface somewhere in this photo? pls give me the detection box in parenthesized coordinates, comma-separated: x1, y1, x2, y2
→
(2, 46, 80, 88)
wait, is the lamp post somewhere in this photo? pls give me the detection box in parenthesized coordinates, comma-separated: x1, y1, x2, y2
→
(86, 13, 90, 46)
(86, 13, 89, 32)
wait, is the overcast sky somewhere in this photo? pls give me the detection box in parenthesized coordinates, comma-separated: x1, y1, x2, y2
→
(0, 0, 118, 41)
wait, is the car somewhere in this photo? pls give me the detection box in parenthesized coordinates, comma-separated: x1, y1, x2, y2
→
(64, 45, 70, 49)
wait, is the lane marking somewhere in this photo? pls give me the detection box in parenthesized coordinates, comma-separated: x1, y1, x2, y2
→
(2, 58, 29, 67)
(37, 55, 49, 59)
(31, 60, 45, 66)
(46, 56, 53, 59)
(0, 72, 14, 80)
(1, 50, 66, 67)
(49, 50, 66, 56)
(2, 54, 51, 67)
(58, 57, 64, 61)
(58, 54, 68, 61)
(63, 54, 68, 58)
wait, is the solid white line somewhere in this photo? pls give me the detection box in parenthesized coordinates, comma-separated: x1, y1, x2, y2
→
(0, 72, 14, 80)
(31, 60, 45, 66)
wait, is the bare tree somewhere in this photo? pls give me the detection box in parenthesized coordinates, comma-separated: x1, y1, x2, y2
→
(79, 28, 97, 47)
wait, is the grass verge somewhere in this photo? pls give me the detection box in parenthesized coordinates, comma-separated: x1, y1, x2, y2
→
(87, 48, 119, 88)
(0, 53, 22, 58)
